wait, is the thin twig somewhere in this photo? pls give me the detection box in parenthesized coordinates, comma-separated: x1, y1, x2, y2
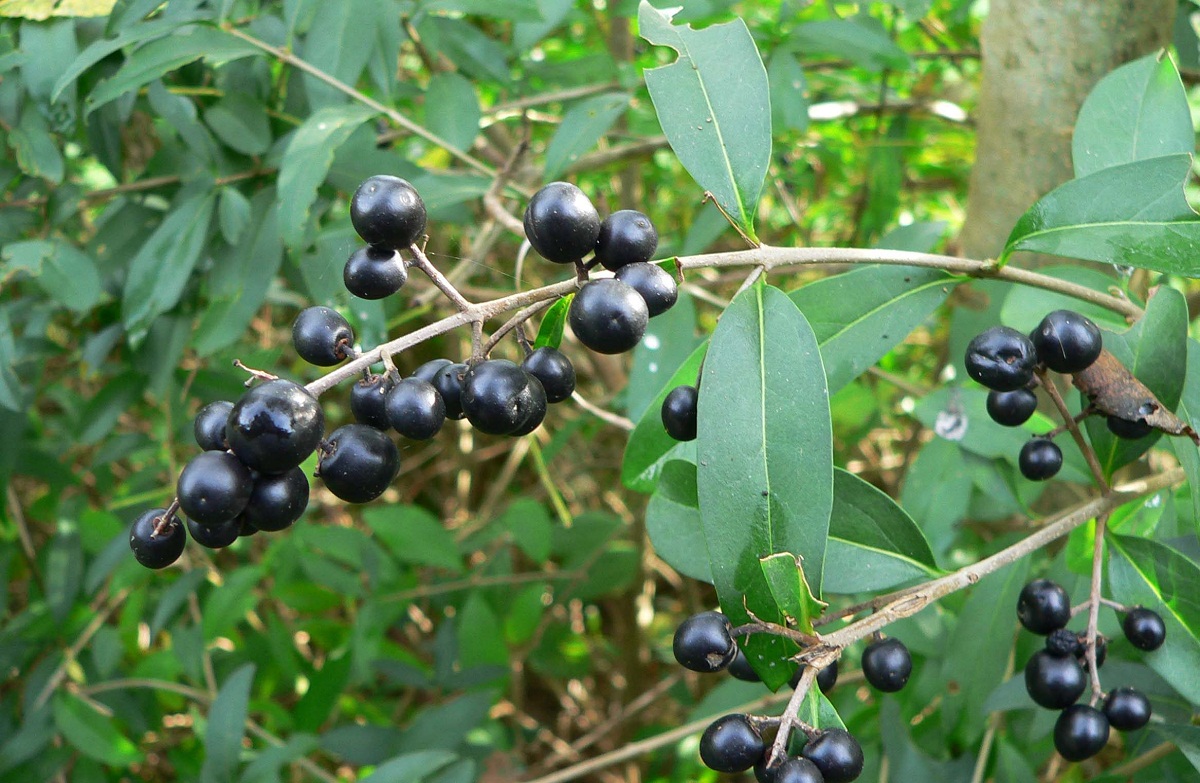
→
(482, 299, 558, 355)
(1036, 369, 1109, 491)
(570, 391, 635, 431)
(768, 666, 816, 767)
(408, 243, 474, 312)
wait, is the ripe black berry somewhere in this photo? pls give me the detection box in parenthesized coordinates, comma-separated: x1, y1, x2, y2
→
(615, 262, 678, 317)
(194, 400, 233, 451)
(964, 326, 1038, 392)
(1024, 649, 1086, 709)
(386, 377, 446, 440)
(1103, 687, 1151, 731)
(508, 375, 547, 437)
(318, 424, 400, 504)
(728, 649, 761, 682)
(1054, 704, 1110, 762)
(1019, 438, 1062, 481)
(791, 661, 838, 693)
(661, 385, 698, 442)
(861, 637, 912, 692)
(1045, 628, 1082, 657)
(226, 380, 325, 474)
(521, 347, 576, 403)
(672, 611, 736, 673)
(802, 728, 864, 783)
(350, 374, 394, 430)
(350, 175, 426, 251)
(460, 360, 543, 436)
(699, 714, 764, 773)
(177, 451, 253, 526)
(241, 468, 309, 532)
(186, 515, 241, 549)
(292, 306, 354, 366)
(595, 209, 658, 271)
(1122, 607, 1166, 651)
(986, 388, 1037, 427)
(430, 362, 469, 420)
(523, 181, 601, 264)
(412, 358, 453, 385)
(344, 245, 409, 300)
(756, 756, 825, 783)
(1031, 310, 1102, 374)
(1106, 415, 1153, 440)
(1017, 579, 1071, 635)
(130, 508, 186, 569)
(568, 278, 649, 354)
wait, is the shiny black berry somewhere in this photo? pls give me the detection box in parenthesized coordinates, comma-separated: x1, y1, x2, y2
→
(861, 637, 912, 693)
(350, 175, 427, 251)
(1024, 649, 1086, 709)
(177, 451, 253, 526)
(385, 377, 446, 440)
(523, 181, 601, 264)
(241, 468, 309, 532)
(318, 424, 400, 504)
(986, 388, 1037, 427)
(568, 278, 649, 354)
(699, 714, 764, 773)
(662, 385, 698, 442)
(964, 326, 1038, 392)
(1103, 687, 1151, 731)
(130, 508, 186, 569)
(1106, 415, 1154, 440)
(194, 400, 233, 451)
(802, 728, 864, 783)
(186, 515, 241, 549)
(344, 245, 408, 300)
(756, 756, 825, 783)
(672, 611, 736, 673)
(226, 380, 325, 474)
(521, 347, 576, 403)
(1031, 310, 1102, 374)
(430, 362, 469, 420)
(1045, 628, 1082, 657)
(1123, 607, 1166, 651)
(1019, 438, 1062, 481)
(460, 360, 542, 436)
(412, 358, 453, 385)
(350, 374, 394, 430)
(615, 262, 678, 317)
(508, 375, 547, 437)
(292, 306, 354, 366)
(1017, 579, 1071, 635)
(728, 649, 761, 682)
(595, 209, 658, 271)
(1054, 704, 1110, 762)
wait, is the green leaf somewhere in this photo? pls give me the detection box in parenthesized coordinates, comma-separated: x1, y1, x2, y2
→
(421, 0, 544, 20)
(998, 265, 1127, 332)
(424, 72, 481, 154)
(1072, 53, 1192, 178)
(543, 92, 629, 179)
(46, 525, 82, 622)
(874, 221, 947, 252)
(204, 93, 271, 156)
(899, 438, 972, 561)
(201, 664, 256, 783)
(364, 505, 464, 573)
(533, 295, 571, 350)
(760, 553, 826, 634)
(644, 460, 711, 582)
(621, 341, 706, 491)
(240, 734, 321, 783)
(696, 284, 832, 690)
(766, 49, 808, 133)
(216, 185, 252, 246)
(277, 105, 378, 249)
(1001, 154, 1200, 274)
(1171, 339, 1200, 524)
(2, 240, 102, 312)
(1153, 723, 1200, 775)
(639, 1, 770, 241)
(301, 0, 382, 109)
(358, 750, 457, 783)
(789, 19, 910, 71)
(498, 498, 552, 563)
(53, 692, 141, 767)
(10, 105, 63, 183)
(294, 654, 352, 733)
(626, 289, 699, 421)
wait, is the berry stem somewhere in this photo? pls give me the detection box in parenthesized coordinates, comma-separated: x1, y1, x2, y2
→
(481, 298, 558, 356)
(766, 664, 817, 767)
(1084, 510, 1111, 704)
(1034, 368, 1109, 492)
(730, 621, 818, 647)
(409, 243, 474, 312)
(232, 359, 279, 385)
(151, 498, 180, 538)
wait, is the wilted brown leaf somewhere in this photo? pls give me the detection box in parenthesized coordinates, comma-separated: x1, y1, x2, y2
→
(1071, 350, 1199, 444)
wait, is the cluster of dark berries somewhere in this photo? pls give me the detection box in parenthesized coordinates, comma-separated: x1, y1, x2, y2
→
(1017, 579, 1162, 762)
(343, 175, 424, 299)
(964, 309, 1105, 481)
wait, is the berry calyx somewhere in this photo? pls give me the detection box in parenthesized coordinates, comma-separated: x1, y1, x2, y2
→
(292, 306, 354, 367)
(386, 377, 447, 440)
(226, 380, 325, 474)
(672, 611, 736, 673)
(1019, 438, 1062, 481)
(1102, 687, 1152, 731)
(568, 279, 649, 354)
(344, 245, 409, 300)
(317, 424, 400, 504)
(1031, 310, 1102, 374)
(802, 728, 864, 783)
(986, 388, 1037, 427)
(861, 637, 912, 693)
(350, 175, 427, 251)
(1122, 607, 1166, 651)
(186, 515, 241, 549)
(523, 182, 601, 264)
(1017, 579, 1071, 635)
(699, 713, 764, 773)
(350, 373, 394, 430)
(964, 326, 1038, 392)
(595, 209, 658, 271)
(1053, 704, 1110, 762)
(661, 385, 698, 442)
(460, 360, 544, 436)
(614, 262, 678, 317)
(176, 451, 253, 526)
(130, 508, 186, 569)
(1024, 649, 1086, 709)
(1045, 628, 1082, 657)
(1106, 415, 1153, 440)
(521, 347, 576, 404)
(240, 468, 309, 532)
(194, 400, 233, 451)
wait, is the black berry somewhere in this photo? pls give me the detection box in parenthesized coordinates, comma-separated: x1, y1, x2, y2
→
(412, 358, 453, 385)
(130, 508, 186, 569)
(194, 400, 233, 451)
(523, 181, 601, 264)
(1122, 607, 1166, 651)
(802, 728, 864, 783)
(791, 661, 839, 694)
(1045, 628, 1082, 657)
(430, 362, 469, 420)
(1102, 687, 1151, 731)
(1106, 415, 1153, 440)
(661, 385, 698, 441)
(986, 388, 1037, 427)
(350, 374, 394, 430)
(186, 515, 241, 549)
(1054, 704, 1110, 762)
(964, 326, 1038, 392)
(344, 245, 409, 300)
(177, 451, 253, 526)
(508, 374, 547, 437)
(756, 756, 825, 783)
(861, 637, 912, 692)
(672, 611, 736, 673)
(699, 714, 764, 773)
(568, 278, 649, 354)
(292, 306, 354, 367)
(1031, 310, 1102, 374)
(595, 209, 658, 271)
(1019, 438, 1062, 481)
(615, 262, 678, 317)
(460, 360, 544, 436)
(1024, 649, 1086, 709)
(240, 467, 309, 532)
(226, 380, 325, 474)
(1017, 579, 1071, 635)
(521, 347, 576, 404)
(386, 377, 446, 440)
(350, 175, 426, 251)
(318, 424, 400, 504)
(728, 649, 761, 682)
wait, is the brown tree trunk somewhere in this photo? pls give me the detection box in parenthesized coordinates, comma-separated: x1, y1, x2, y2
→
(960, 0, 1174, 262)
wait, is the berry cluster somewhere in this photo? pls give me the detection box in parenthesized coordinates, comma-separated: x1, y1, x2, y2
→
(1017, 579, 1163, 762)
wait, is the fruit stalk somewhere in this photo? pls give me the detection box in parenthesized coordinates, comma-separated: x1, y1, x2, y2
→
(1034, 368, 1110, 491)
(766, 664, 818, 769)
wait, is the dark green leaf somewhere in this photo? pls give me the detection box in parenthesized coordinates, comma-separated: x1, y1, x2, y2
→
(203, 566, 265, 639)
(294, 654, 352, 733)
(1153, 723, 1200, 775)
(644, 460, 711, 583)
(2, 240, 102, 312)
(789, 19, 910, 71)
(424, 72, 481, 154)
(420, 17, 511, 83)
(0, 310, 27, 412)
(77, 372, 146, 445)
(360, 751, 457, 783)
(1171, 339, 1200, 524)
(873, 221, 947, 253)
(422, 0, 543, 20)
(766, 49, 808, 133)
(240, 734, 321, 783)
(45, 526, 82, 623)
(458, 593, 507, 669)
(216, 185, 252, 246)
(149, 568, 208, 637)
(899, 438, 971, 561)
(10, 106, 63, 183)
(498, 498, 552, 563)
(626, 289, 699, 421)
(544, 93, 629, 179)
(201, 664, 256, 783)
(301, 0, 382, 108)
(364, 506, 464, 573)
(204, 93, 272, 156)
(639, 1, 770, 240)
(53, 693, 141, 767)
(621, 341, 705, 491)
(533, 295, 571, 350)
